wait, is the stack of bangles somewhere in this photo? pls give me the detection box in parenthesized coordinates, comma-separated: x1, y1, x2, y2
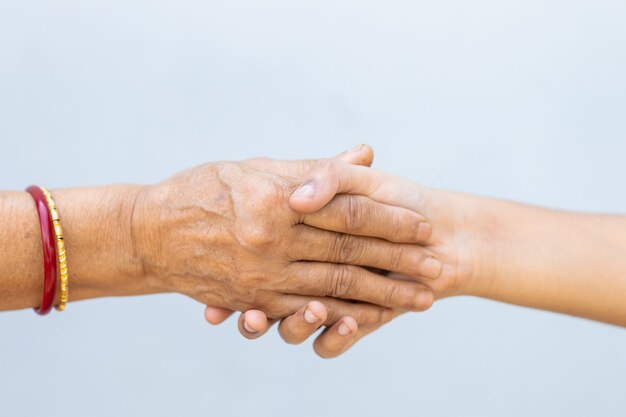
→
(26, 185, 69, 315)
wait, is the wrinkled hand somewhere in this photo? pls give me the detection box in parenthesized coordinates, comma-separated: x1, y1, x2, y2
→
(134, 147, 436, 329)
(221, 151, 486, 357)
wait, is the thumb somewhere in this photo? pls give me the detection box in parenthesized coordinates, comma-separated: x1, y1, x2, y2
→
(289, 158, 384, 213)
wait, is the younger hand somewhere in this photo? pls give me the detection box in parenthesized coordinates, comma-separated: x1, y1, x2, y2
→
(217, 150, 489, 357)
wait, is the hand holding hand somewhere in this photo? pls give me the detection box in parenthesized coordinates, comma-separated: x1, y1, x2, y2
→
(217, 150, 490, 357)
(134, 147, 437, 329)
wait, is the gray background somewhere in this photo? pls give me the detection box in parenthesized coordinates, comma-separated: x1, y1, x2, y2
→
(1, 0, 625, 416)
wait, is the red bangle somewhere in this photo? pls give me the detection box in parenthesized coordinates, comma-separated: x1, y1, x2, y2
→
(26, 186, 58, 315)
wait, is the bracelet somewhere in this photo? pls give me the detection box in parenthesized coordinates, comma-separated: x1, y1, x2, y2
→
(26, 186, 69, 313)
(41, 187, 69, 311)
(26, 186, 57, 315)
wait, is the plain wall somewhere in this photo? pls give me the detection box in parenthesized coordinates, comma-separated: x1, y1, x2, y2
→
(1, 1, 625, 416)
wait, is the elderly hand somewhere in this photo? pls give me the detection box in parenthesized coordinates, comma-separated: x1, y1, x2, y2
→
(218, 154, 488, 357)
(133, 147, 437, 328)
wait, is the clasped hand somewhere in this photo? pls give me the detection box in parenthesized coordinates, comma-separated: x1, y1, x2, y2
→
(134, 145, 473, 358)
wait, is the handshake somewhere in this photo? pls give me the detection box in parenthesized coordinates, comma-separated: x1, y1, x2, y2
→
(128, 144, 626, 357)
(132, 144, 475, 357)
(8, 144, 623, 356)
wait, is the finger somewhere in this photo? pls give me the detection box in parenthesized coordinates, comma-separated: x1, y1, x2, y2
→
(237, 310, 278, 340)
(314, 321, 373, 359)
(245, 144, 374, 177)
(264, 294, 394, 327)
(335, 144, 374, 167)
(204, 306, 235, 325)
(292, 226, 441, 279)
(278, 301, 328, 345)
(313, 310, 406, 359)
(290, 159, 420, 213)
(300, 194, 431, 243)
(287, 262, 435, 311)
(313, 316, 359, 359)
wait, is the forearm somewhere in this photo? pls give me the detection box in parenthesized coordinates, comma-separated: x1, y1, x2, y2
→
(467, 196, 626, 326)
(0, 185, 152, 311)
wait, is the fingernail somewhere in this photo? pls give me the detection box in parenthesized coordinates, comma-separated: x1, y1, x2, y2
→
(421, 256, 442, 279)
(337, 322, 351, 336)
(243, 320, 257, 334)
(417, 222, 433, 242)
(303, 307, 320, 324)
(292, 181, 316, 199)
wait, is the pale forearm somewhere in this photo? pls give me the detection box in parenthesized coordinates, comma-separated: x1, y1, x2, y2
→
(241, 157, 626, 358)
(466, 197, 626, 326)
(0, 185, 151, 311)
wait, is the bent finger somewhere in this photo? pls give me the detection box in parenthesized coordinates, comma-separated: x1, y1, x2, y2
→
(313, 316, 359, 359)
(264, 294, 394, 328)
(313, 310, 406, 359)
(204, 306, 234, 325)
(237, 310, 278, 340)
(278, 301, 328, 345)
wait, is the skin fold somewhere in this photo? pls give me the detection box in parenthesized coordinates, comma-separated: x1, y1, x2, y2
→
(212, 147, 626, 358)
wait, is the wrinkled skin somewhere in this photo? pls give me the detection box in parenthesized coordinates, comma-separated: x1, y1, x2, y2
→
(207, 148, 491, 358)
(133, 148, 438, 329)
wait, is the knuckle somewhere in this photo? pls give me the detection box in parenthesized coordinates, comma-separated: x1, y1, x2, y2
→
(327, 265, 355, 298)
(240, 223, 275, 249)
(310, 159, 340, 183)
(212, 160, 241, 180)
(334, 234, 366, 264)
(376, 307, 393, 324)
(389, 211, 405, 239)
(344, 197, 367, 233)
(351, 308, 369, 325)
(405, 214, 428, 242)
(255, 177, 288, 207)
(378, 206, 408, 242)
(382, 281, 400, 306)
(316, 158, 339, 174)
(388, 245, 407, 271)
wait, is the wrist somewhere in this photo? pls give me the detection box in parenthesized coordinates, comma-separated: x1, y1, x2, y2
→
(452, 194, 535, 300)
(440, 191, 505, 298)
(129, 162, 225, 297)
(53, 184, 156, 302)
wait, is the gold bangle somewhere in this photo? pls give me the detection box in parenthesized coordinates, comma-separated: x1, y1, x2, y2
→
(41, 187, 69, 311)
